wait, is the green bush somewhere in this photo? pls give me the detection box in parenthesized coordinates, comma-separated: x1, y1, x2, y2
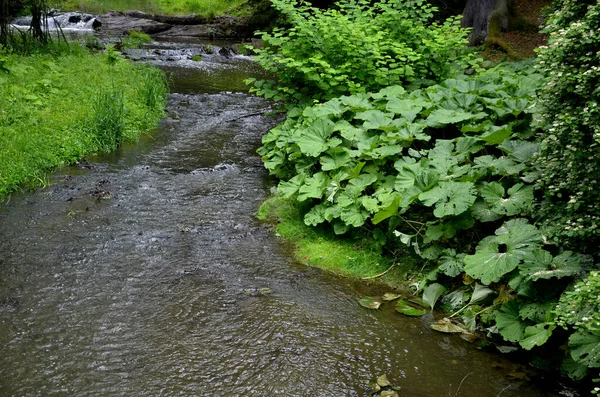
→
(534, 0, 600, 255)
(246, 0, 477, 103)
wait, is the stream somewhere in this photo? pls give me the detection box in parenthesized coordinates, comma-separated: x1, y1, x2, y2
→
(0, 39, 568, 396)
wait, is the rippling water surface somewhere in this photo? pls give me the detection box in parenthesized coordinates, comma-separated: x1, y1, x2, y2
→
(0, 40, 563, 396)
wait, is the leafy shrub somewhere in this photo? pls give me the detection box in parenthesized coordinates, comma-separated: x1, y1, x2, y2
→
(246, 0, 476, 103)
(258, 59, 600, 380)
(259, 66, 541, 249)
(534, 0, 600, 254)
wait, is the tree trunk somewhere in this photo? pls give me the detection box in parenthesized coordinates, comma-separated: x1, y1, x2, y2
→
(461, 0, 513, 46)
(29, 0, 49, 44)
(0, 0, 9, 47)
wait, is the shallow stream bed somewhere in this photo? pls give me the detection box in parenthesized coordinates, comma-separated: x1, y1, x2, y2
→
(0, 39, 568, 396)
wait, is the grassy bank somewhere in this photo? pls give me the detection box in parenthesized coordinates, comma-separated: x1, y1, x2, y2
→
(0, 43, 167, 198)
(60, 0, 249, 17)
(257, 196, 415, 288)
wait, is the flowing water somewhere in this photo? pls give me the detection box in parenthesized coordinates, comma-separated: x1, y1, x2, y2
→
(0, 39, 570, 396)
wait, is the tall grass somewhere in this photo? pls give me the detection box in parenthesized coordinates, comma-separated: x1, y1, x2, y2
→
(0, 42, 168, 198)
(91, 88, 125, 152)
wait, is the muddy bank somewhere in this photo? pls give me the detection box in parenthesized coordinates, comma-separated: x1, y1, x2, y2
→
(100, 10, 252, 39)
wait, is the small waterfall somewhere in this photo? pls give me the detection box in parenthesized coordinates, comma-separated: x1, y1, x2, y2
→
(11, 12, 101, 31)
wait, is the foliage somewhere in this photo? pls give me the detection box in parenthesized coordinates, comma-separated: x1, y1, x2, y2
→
(260, 66, 541, 250)
(534, 0, 600, 254)
(246, 0, 476, 103)
(252, 0, 600, 385)
(119, 30, 153, 49)
(556, 271, 600, 334)
(0, 44, 167, 198)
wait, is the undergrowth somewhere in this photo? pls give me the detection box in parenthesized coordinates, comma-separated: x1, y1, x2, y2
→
(249, 0, 600, 388)
(0, 42, 167, 198)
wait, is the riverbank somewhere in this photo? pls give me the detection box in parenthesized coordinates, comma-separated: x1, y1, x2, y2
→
(257, 196, 415, 289)
(0, 44, 167, 199)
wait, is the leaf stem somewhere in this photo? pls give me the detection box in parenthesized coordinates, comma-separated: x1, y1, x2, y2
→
(361, 263, 397, 280)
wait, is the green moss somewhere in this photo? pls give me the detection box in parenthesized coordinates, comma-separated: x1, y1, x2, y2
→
(191, 55, 203, 62)
(257, 196, 413, 286)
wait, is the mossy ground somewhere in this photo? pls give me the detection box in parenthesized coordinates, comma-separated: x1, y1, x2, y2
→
(483, 0, 551, 61)
(257, 196, 416, 288)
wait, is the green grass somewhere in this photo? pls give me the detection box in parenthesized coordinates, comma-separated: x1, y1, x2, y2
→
(257, 196, 415, 286)
(58, 0, 250, 17)
(0, 43, 168, 198)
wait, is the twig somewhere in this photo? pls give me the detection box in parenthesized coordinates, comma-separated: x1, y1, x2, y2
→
(361, 263, 397, 280)
(496, 385, 511, 396)
(225, 112, 265, 123)
(453, 372, 473, 397)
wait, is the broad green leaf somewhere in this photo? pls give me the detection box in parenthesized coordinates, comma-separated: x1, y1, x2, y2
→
(479, 182, 533, 216)
(424, 222, 456, 243)
(312, 98, 345, 117)
(304, 204, 327, 226)
(298, 172, 328, 201)
(492, 157, 525, 175)
(438, 250, 465, 277)
(375, 85, 406, 98)
(320, 148, 351, 171)
(469, 284, 495, 305)
(496, 300, 527, 343)
(561, 356, 589, 380)
(454, 93, 479, 109)
(520, 250, 583, 281)
(520, 323, 555, 350)
(395, 299, 428, 316)
(278, 174, 305, 198)
(373, 145, 404, 158)
(499, 140, 540, 163)
(335, 120, 365, 141)
(355, 110, 394, 130)
(422, 283, 447, 310)
(426, 108, 476, 126)
(360, 196, 379, 213)
(372, 196, 400, 224)
(479, 125, 512, 145)
(340, 94, 372, 110)
(570, 331, 600, 368)
(333, 221, 349, 235)
(418, 181, 477, 218)
(455, 137, 484, 156)
(461, 307, 478, 331)
(519, 301, 556, 323)
(385, 97, 423, 121)
(349, 173, 378, 190)
(359, 296, 383, 310)
(442, 289, 469, 310)
(464, 219, 542, 284)
(470, 199, 503, 222)
(340, 204, 369, 227)
(293, 118, 335, 156)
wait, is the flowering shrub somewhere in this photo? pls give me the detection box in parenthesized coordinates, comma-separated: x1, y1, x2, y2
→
(535, 0, 600, 253)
